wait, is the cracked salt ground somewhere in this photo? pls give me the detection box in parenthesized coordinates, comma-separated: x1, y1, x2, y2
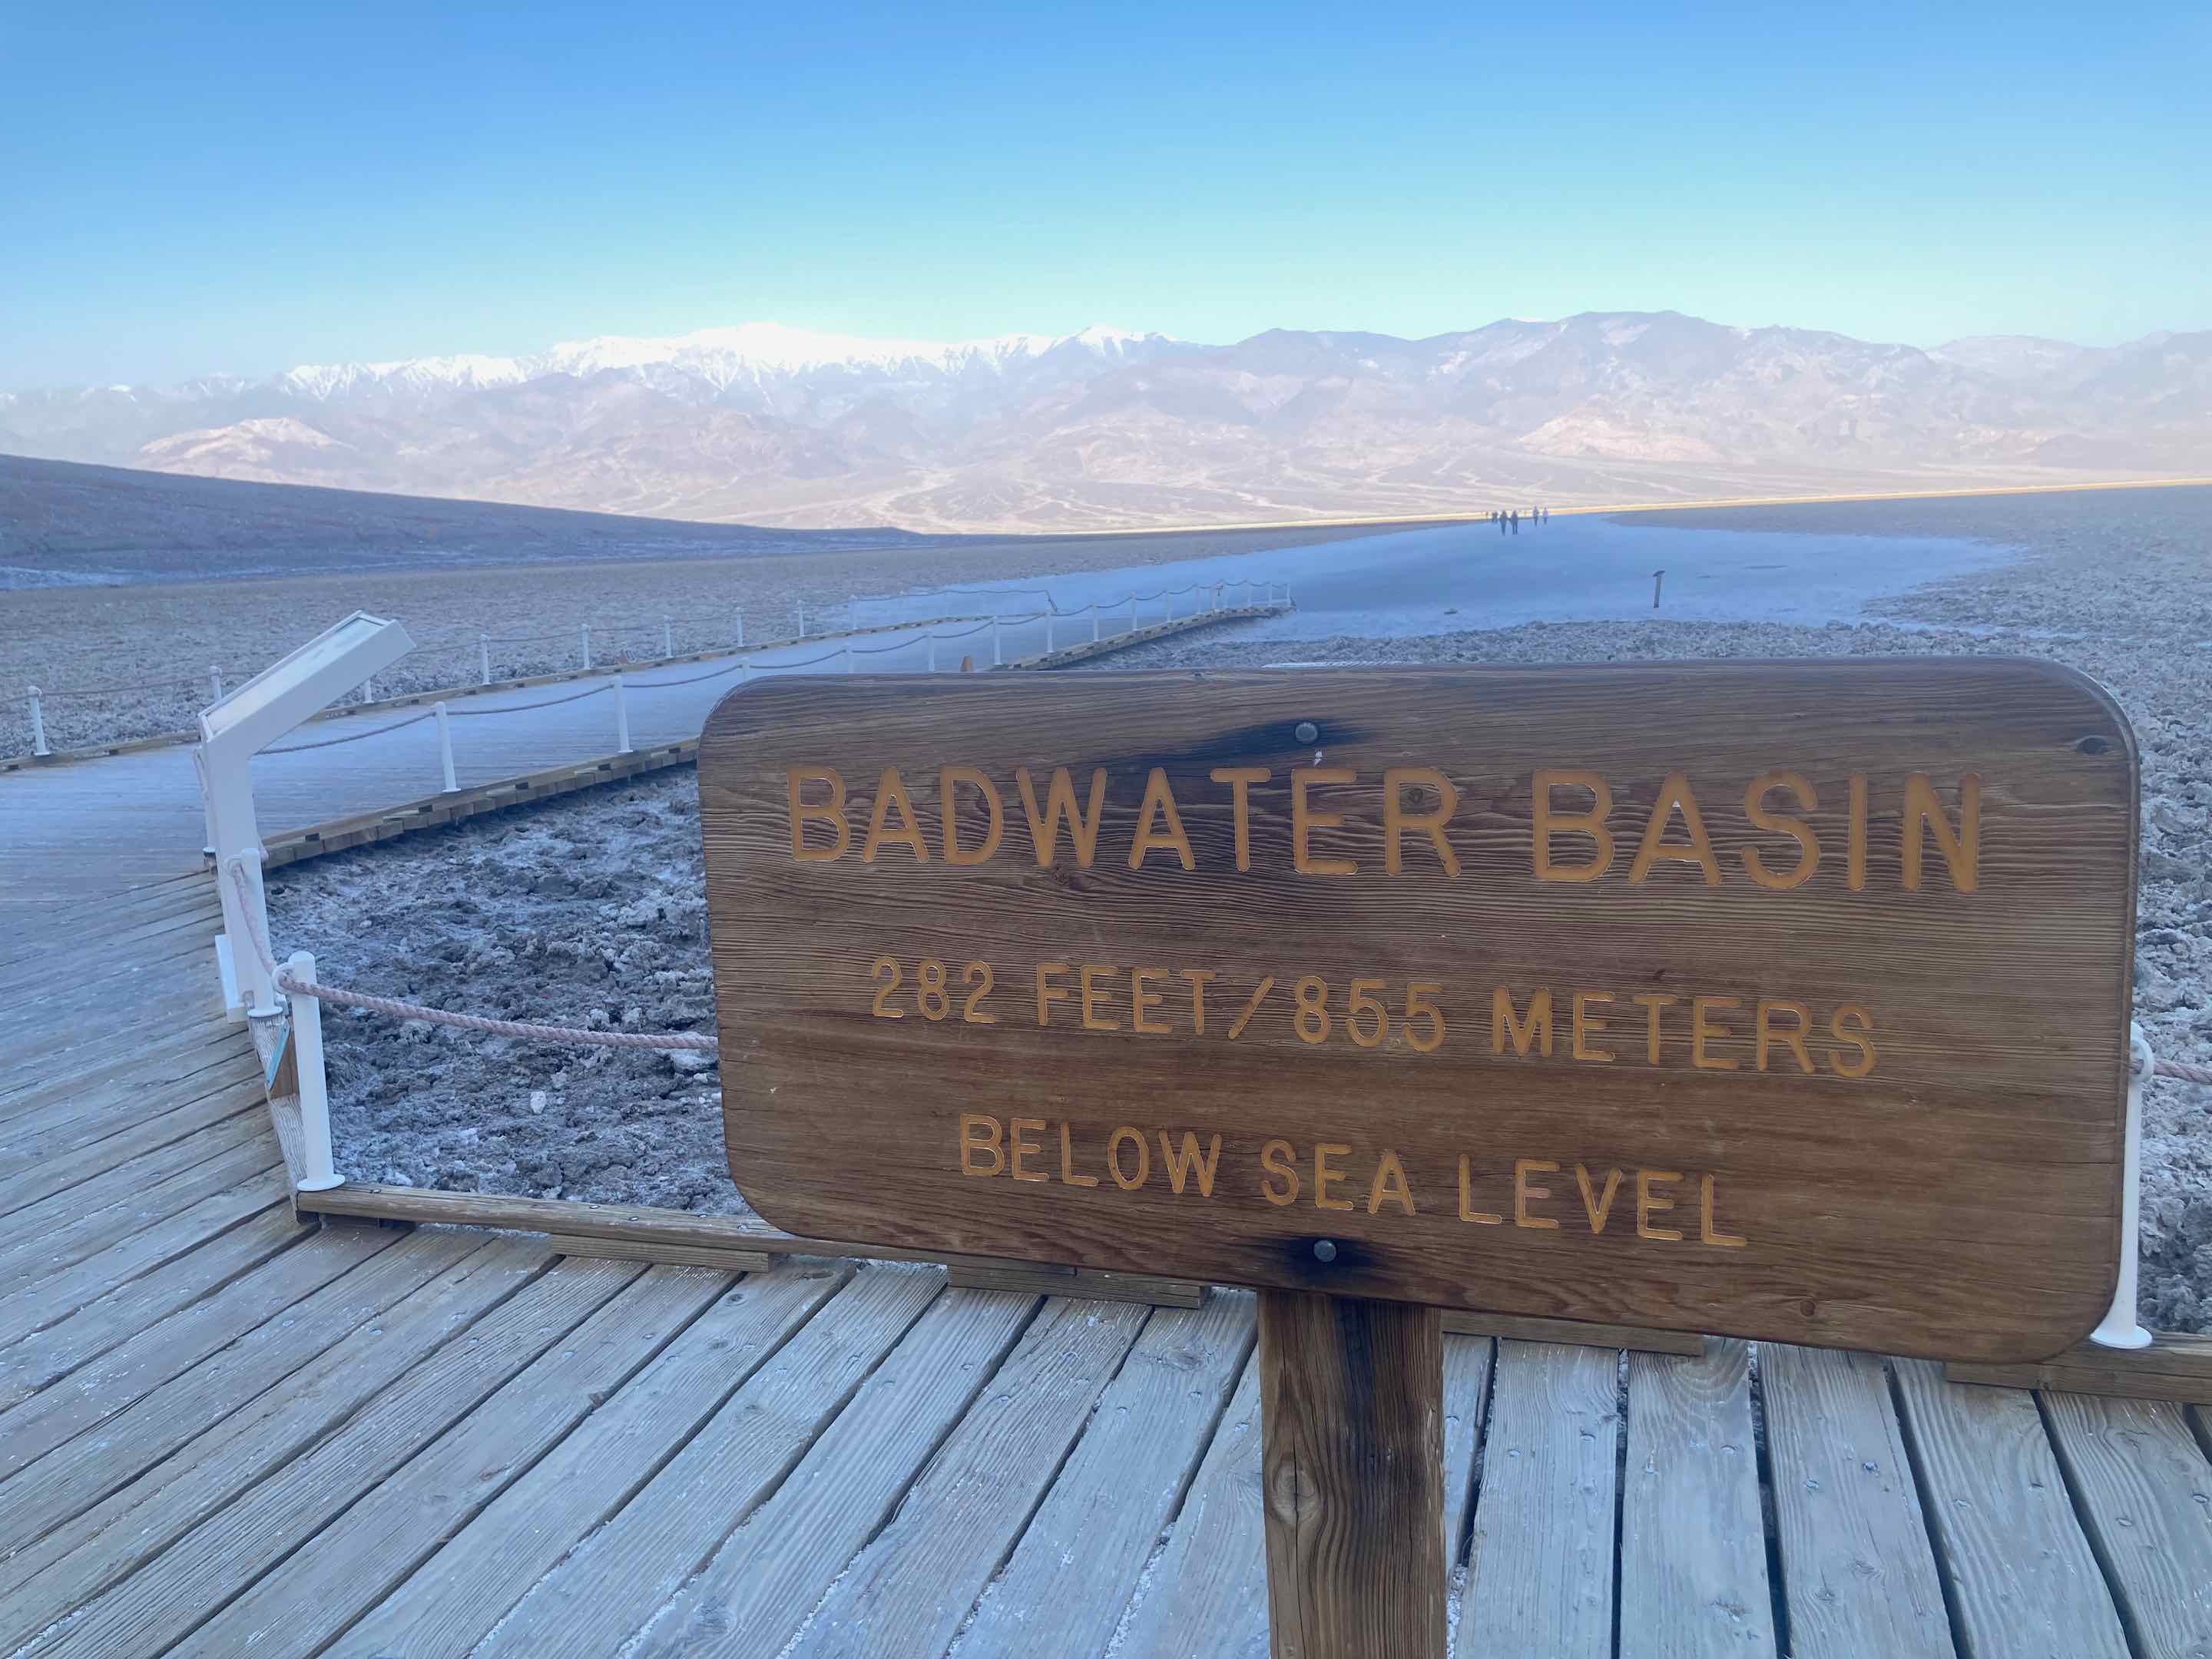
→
(265, 509, 2212, 1329)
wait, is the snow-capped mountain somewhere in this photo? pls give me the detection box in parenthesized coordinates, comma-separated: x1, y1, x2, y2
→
(3, 314, 2204, 531)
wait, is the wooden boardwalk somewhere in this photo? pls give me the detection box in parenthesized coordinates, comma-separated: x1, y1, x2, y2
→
(5, 874, 2210, 1655)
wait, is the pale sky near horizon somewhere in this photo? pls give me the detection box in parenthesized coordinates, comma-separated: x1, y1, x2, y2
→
(4, 2, 2207, 389)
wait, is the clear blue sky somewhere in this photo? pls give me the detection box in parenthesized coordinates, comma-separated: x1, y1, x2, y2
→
(5, 2, 2206, 389)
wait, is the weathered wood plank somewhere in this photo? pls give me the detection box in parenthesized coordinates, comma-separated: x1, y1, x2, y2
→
(1618, 1338, 1777, 1659)
(547, 1233, 770, 1272)
(0, 1224, 426, 1514)
(0, 1063, 264, 1218)
(954, 1291, 1255, 1658)
(1110, 1355, 1269, 1659)
(2040, 1389, 2212, 1657)
(0, 1167, 290, 1352)
(13, 1257, 644, 1659)
(1889, 1358, 2128, 1657)
(167, 1263, 812, 1659)
(1760, 1345, 1955, 1658)
(0, 1044, 259, 1187)
(1442, 1307, 1705, 1355)
(1110, 1333, 1489, 1659)
(1947, 1336, 2212, 1406)
(949, 1259, 1205, 1306)
(0, 1016, 243, 1118)
(1, 1129, 275, 1291)
(471, 1265, 964, 1654)
(621, 1289, 1040, 1659)
(1462, 1340, 1622, 1659)
(331, 1263, 927, 1659)
(0, 1204, 309, 1410)
(1257, 1288, 1446, 1658)
(778, 1296, 1151, 1659)
(0, 1239, 538, 1641)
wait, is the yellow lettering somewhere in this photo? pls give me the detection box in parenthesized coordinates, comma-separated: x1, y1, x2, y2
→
(1080, 964, 1120, 1031)
(1060, 1122, 1099, 1187)
(1902, 773, 1980, 893)
(1107, 1126, 1149, 1190)
(1575, 1165, 1623, 1234)
(1459, 1155, 1503, 1224)
(1628, 771, 1720, 886)
(1515, 1159, 1559, 1229)
(1383, 768, 1460, 876)
(786, 766, 849, 862)
(1131, 967, 1171, 1034)
(1015, 766, 1108, 868)
(1571, 991, 1614, 1063)
(1367, 1149, 1416, 1216)
(1314, 1143, 1354, 1210)
(1009, 1118, 1047, 1183)
(938, 766, 1005, 866)
(1532, 768, 1614, 882)
(1755, 999, 1815, 1074)
(1292, 769, 1358, 876)
(1637, 1169, 1684, 1240)
(1181, 968, 1215, 1035)
(1847, 773, 1868, 892)
(1634, 992, 1676, 1063)
(1129, 767, 1196, 870)
(1210, 767, 1270, 872)
(959, 1114, 1004, 1177)
(1700, 1174, 1747, 1247)
(1827, 1004, 1876, 1078)
(1492, 987, 1554, 1058)
(1260, 1138, 1300, 1206)
(1742, 770, 1819, 889)
(1691, 996, 1740, 1070)
(1035, 962, 1071, 1027)
(860, 767, 930, 863)
(1158, 1131, 1223, 1197)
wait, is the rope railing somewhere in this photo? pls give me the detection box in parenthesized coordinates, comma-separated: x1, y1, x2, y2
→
(263, 710, 436, 754)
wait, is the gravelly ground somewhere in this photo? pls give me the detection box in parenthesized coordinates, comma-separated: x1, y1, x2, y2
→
(266, 497, 2212, 1330)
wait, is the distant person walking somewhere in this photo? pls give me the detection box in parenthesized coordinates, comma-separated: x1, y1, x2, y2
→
(1497, 511, 1507, 535)
(1509, 510, 1520, 534)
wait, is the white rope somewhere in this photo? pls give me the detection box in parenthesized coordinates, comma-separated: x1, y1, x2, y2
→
(228, 861, 716, 1051)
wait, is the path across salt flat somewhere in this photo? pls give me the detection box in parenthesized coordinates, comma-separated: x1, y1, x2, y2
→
(2, 512, 2024, 909)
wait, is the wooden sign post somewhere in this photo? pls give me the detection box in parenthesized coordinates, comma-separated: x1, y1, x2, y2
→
(701, 661, 2137, 1657)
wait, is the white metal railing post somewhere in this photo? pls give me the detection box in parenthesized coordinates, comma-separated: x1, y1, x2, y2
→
(1046, 612, 1057, 653)
(286, 951, 344, 1192)
(843, 644, 854, 674)
(580, 624, 592, 671)
(1131, 592, 1139, 632)
(434, 700, 458, 791)
(479, 633, 492, 685)
(611, 674, 632, 753)
(2091, 1023, 2155, 1349)
(993, 617, 1003, 665)
(361, 677, 376, 704)
(1091, 603, 1101, 643)
(663, 617, 674, 657)
(27, 685, 49, 757)
(209, 664, 224, 702)
(734, 608, 745, 648)
(928, 635, 939, 672)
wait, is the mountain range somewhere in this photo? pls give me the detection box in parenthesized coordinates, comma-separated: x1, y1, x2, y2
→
(5, 313, 2206, 531)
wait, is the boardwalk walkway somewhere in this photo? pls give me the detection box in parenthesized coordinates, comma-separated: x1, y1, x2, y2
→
(6, 873, 2211, 1654)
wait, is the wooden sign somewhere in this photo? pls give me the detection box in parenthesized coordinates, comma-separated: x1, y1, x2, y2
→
(700, 661, 2137, 1364)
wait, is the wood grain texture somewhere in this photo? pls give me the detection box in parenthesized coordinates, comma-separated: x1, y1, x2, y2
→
(1442, 1307, 1704, 1354)
(952, 1291, 1254, 1659)
(1889, 1358, 2128, 1658)
(2039, 1390, 2212, 1658)
(1620, 1339, 1777, 1659)
(702, 661, 2136, 1360)
(1946, 1336, 2212, 1405)
(545, 1233, 770, 1271)
(0, 1240, 537, 1647)
(779, 1296, 1151, 1659)
(456, 1264, 943, 1659)
(1257, 1289, 1446, 1658)
(1760, 1345, 1955, 1659)
(949, 1259, 1206, 1306)
(1462, 1340, 1622, 1659)
(627, 1288, 1041, 1659)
